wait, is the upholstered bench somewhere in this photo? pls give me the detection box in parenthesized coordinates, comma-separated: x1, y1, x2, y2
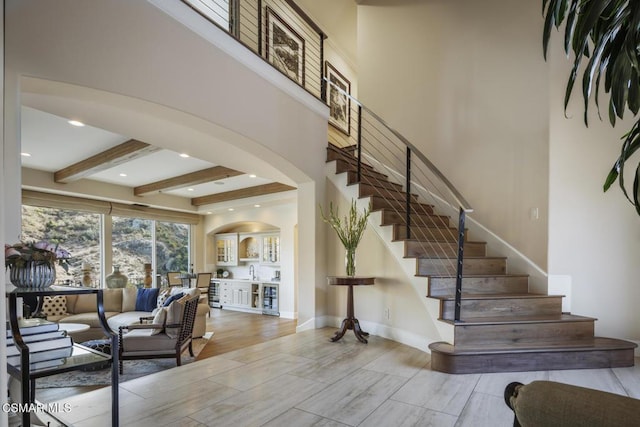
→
(504, 380, 640, 426)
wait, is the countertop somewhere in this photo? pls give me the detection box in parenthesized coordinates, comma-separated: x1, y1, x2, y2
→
(211, 278, 281, 284)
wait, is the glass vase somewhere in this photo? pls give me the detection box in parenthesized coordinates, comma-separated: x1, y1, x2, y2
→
(9, 261, 56, 288)
(106, 265, 128, 288)
(345, 247, 356, 277)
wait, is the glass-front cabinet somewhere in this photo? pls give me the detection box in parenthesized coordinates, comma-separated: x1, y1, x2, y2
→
(215, 233, 238, 266)
(261, 234, 280, 265)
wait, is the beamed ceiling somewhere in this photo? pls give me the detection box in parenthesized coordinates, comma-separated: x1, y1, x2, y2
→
(20, 106, 296, 213)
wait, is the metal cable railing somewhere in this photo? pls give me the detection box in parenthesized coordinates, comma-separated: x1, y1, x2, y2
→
(183, 0, 325, 98)
(182, 0, 473, 322)
(326, 78, 474, 322)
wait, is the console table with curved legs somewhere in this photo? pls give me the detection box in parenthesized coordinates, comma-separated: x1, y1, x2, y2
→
(327, 276, 375, 343)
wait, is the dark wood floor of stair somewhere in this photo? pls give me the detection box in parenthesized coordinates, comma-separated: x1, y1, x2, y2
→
(327, 142, 637, 373)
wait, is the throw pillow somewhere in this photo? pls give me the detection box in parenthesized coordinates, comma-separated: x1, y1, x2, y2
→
(150, 306, 167, 336)
(156, 289, 171, 308)
(41, 296, 67, 317)
(164, 300, 185, 339)
(162, 292, 184, 307)
(135, 288, 160, 312)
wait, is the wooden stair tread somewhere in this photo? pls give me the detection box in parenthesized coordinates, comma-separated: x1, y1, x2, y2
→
(430, 337, 638, 355)
(433, 293, 562, 301)
(440, 313, 596, 326)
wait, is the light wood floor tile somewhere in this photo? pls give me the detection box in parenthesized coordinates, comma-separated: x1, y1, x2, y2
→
(358, 399, 457, 427)
(51, 386, 143, 425)
(43, 315, 640, 427)
(391, 369, 481, 416)
(209, 352, 315, 391)
(262, 408, 349, 427)
(474, 370, 549, 398)
(297, 369, 408, 426)
(189, 374, 326, 427)
(455, 392, 514, 427)
(290, 336, 398, 384)
(549, 368, 628, 395)
(120, 356, 245, 398)
(362, 344, 429, 378)
(613, 358, 640, 398)
(117, 380, 242, 427)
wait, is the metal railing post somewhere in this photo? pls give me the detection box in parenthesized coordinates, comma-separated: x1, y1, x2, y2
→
(357, 104, 363, 183)
(406, 147, 412, 239)
(454, 207, 466, 322)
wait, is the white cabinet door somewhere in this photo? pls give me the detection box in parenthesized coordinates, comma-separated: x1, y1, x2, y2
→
(215, 233, 238, 266)
(261, 234, 280, 265)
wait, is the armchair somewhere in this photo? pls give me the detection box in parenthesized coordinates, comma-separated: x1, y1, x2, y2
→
(118, 296, 199, 374)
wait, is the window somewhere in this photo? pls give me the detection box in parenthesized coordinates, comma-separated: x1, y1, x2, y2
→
(21, 205, 192, 288)
(112, 216, 153, 287)
(21, 205, 102, 285)
(156, 221, 190, 284)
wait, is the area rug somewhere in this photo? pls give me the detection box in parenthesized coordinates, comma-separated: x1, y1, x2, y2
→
(36, 332, 213, 389)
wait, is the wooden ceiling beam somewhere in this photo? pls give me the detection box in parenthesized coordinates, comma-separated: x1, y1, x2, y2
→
(134, 166, 243, 196)
(191, 182, 296, 206)
(54, 139, 159, 183)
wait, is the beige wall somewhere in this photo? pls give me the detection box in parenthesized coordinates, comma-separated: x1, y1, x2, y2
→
(5, 0, 328, 327)
(548, 38, 640, 340)
(356, 0, 549, 270)
(325, 182, 435, 348)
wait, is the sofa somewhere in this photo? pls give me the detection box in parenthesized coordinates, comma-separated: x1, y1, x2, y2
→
(43, 287, 210, 342)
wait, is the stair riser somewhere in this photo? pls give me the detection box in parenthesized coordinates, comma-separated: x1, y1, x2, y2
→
(405, 241, 485, 258)
(334, 159, 388, 181)
(370, 197, 434, 214)
(381, 210, 450, 228)
(346, 171, 404, 192)
(440, 297, 563, 320)
(358, 183, 418, 203)
(430, 348, 636, 374)
(393, 225, 462, 242)
(428, 276, 529, 297)
(454, 321, 594, 347)
(417, 258, 507, 276)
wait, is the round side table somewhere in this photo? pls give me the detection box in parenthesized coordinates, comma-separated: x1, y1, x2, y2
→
(328, 276, 375, 343)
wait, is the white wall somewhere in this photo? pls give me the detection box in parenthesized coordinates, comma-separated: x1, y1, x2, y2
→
(5, 0, 328, 327)
(548, 37, 640, 341)
(356, 0, 549, 270)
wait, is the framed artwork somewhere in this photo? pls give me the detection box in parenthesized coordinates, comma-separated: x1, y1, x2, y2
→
(266, 6, 305, 86)
(325, 61, 351, 135)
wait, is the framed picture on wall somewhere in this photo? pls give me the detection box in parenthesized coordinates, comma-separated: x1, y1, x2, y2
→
(325, 61, 351, 135)
(266, 6, 305, 86)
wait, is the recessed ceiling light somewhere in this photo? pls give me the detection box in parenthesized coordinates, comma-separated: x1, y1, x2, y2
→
(206, 211, 212, 215)
(119, 173, 127, 177)
(68, 120, 85, 127)
(21, 152, 31, 157)
(254, 204, 261, 208)
(228, 208, 234, 212)
(187, 188, 194, 192)
(214, 181, 224, 185)
(179, 153, 190, 158)
(249, 174, 257, 178)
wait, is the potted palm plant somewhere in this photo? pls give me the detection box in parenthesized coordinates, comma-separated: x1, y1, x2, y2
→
(543, 0, 640, 215)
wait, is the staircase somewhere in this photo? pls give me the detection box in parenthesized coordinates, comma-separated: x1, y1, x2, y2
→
(327, 142, 637, 374)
